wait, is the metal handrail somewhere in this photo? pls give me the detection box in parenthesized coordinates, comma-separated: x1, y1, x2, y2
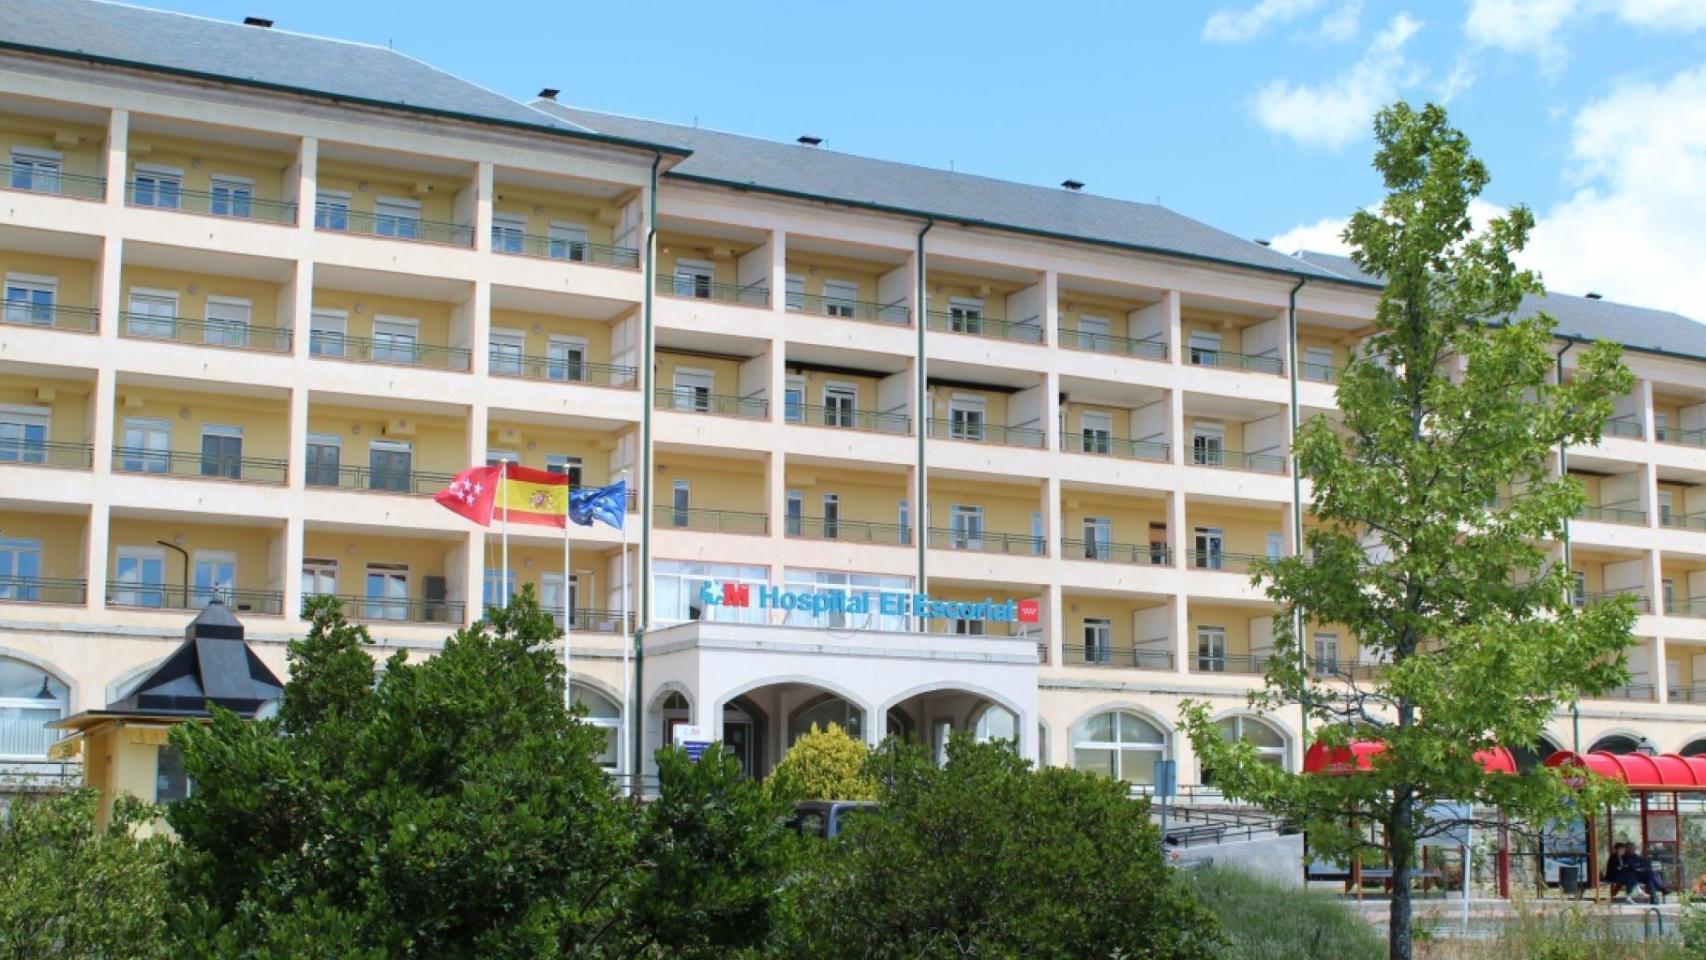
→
(1573, 589, 1651, 613)
(788, 291, 910, 325)
(1187, 347, 1284, 375)
(653, 388, 769, 419)
(1660, 512, 1706, 532)
(1058, 328, 1166, 359)
(309, 333, 471, 371)
(926, 418, 1046, 449)
(787, 517, 912, 545)
(1300, 361, 1339, 383)
(1664, 597, 1706, 619)
(654, 505, 769, 534)
(1, 303, 99, 332)
(1602, 417, 1644, 439)
(1597, 683, 1656, 702)
(787, 403, 911, 433)
(107, 582, 284, 615)
(925, 309, 1044, 344)
(1190, 449, 1288, 474)
(1059, 432, 1169, 461)
(125, 182, 297, 223)
(1657, 425, 1706, 448)
(119, 312, 293, 353)
(306, 464, 456, 495)
(551, 607, 635, 632)
(1667, 683, 1706, 703)
(0, 576, 87, 604)
(1577, 504, 1646, 525)
(1, 161, 106, 200)
(1192, 653, 1272, 675)
(1061, 539, 1170, 565)
(0, 439, 92, 468)
(1188, 550, 1269, 573)
(655, 275, 771, 307)
(112, 446, 289, 484)
(926, 527, 1046, 556)
(312, 592, 465, 624)
(314, 204, 474, 247)
(1062, 644, 1174, 669)
(491, 233, 640, 269)
(1311, 661, 1388, 682)
(488, 354, 637, 387)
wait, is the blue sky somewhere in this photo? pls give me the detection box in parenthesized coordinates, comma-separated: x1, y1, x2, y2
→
(140, 0, 1706, 315)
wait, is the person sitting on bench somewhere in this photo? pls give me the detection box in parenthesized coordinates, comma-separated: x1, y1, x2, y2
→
(1604, 843, 1667, 903)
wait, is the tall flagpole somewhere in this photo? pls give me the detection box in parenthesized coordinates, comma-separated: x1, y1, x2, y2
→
(620, 471, 632, 796)
(500, 459, 510, 606)
(562, 479, 573, 712)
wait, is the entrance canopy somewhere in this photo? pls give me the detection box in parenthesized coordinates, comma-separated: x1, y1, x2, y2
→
(1304, 740, 1517, 776)
(1545, 750, 1706, 793)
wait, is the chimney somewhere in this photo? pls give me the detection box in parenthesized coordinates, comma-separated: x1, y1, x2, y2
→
(1254, 239, 1271, 247)
(1585, 292, 1603, 300)
(1061, 179, 1084, 191)
(538, 88, 560, 101)
(242, 16, 273, 27)
(797, 135, 823, 147)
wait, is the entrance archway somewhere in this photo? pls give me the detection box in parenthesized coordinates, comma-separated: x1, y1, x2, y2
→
(713, 679, 874, 780)
(883, 683, 1025, 764)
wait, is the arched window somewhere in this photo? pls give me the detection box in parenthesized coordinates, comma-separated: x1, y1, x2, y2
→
(1203, 716, 1287, 785)
(572, 683, 620, 772)
(1073, 710, 1167, 784)
(789, 694, 862, 745)
(1590, 733, 1649, 755)
(972, 704, 1017, 743)
(0, 659, 67, 758)
(1681, 739, 1706, 758)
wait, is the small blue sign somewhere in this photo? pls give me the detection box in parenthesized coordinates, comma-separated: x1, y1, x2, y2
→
(1154, 759, 1178, 798)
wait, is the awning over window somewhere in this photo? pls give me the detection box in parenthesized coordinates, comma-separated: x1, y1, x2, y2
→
(1545, 750, 1706, 792)
(1303, 740, 1517, 776)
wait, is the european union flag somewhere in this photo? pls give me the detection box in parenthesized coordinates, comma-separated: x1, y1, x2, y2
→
(569, 479, 627, 530)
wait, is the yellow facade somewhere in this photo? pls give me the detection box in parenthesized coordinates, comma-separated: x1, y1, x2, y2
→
(126, 132, 293, 208)
(113, 384, 291, 463)
(300, 530, 462, 606)
(655, 453, 767, 517)
(0, 509, 88, 582)
(121, 265, 286, 331)
(485, 419, 621, 485)
(0, 109, 106, 183)
(0, 250, 99, 312)
(315, 158, 467, 230)
(2, 373, 91, 446)
(106, 517, 284, 602)
(311, 287, 462, 350)
(784, 466, 907, 527)
(489, 308, 617, 368)
(306, 403, 467, 479)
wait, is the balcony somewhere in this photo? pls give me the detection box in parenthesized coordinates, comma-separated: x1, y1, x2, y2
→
(1187, 550, 1269, 573)
(655, 275, 769, 307)
(1576, 503, 1646, 525)
(926, 528, 1045, 556)
(313, 202, 473, 248)
(927, 418, 1044, 449)
(1658, 425, 1706, 449)
(125, 181, 296, 224)
(1, 440, 92, 469)
(1602, 416, 1644, 440)
(118, 311, 293, 353)
(1063, 643, 1173, 669)
(653, 388, 768, 420)
(653, 505, 768, 535)
(925, 310, 1042, 345)
(307, 464, 454, 496)
(1, 302, 98, 333)
(1058, 433, 1168, 462)
(1187, 347, 1283, 376)
(1299, 359, 1340, 383)
(1664, 596, 1706, 619)
(1190, 448, 1287, 474)
(1062, 540, 1169, 565)
(786, 403, 909, 434)
(489, 354, 637, 388)
(312, 333, 471, 371)
(1058, 327, 1166, 360)
(313, 592, 463, 624)
(786, 516, 911, 546)
(0, 576, 87, 605)
(1192, 653, 1272, 676)
(2, 160, 104, 201)
(1573, 589, 1651, 613)
(112, 447, 288, 485)
(1596, 683, 1657, 702)
(106, 582, 284, 616)
(790, 291, 908, 326)
(492, 232, 639, 269)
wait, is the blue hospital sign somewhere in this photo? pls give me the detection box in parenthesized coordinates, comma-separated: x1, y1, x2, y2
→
(698, 582, 1040, 624)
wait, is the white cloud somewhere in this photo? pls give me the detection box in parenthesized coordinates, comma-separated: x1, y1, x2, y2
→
(1316, 0, 1363, 42)
(1618, 0, 1706, 29)
(1269, 215, 1354, 255)
(1251, 13, 1423, 149)
(1203, 0, 1322, 43)
(1466, 0, 1706, 58)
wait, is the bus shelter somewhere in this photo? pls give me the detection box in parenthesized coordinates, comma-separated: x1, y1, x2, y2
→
(1545, 750, 1706, 894)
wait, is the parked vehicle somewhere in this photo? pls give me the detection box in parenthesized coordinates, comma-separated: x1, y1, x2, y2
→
(788, 800, 877, 839)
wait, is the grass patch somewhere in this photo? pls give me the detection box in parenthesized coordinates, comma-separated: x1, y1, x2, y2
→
(1186, 866, 1384, 960)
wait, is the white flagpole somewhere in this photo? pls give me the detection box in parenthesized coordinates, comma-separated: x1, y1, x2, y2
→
(562, 480, 573, 712)
(500, 460, 510, 607)
(620, 471, 632, 796)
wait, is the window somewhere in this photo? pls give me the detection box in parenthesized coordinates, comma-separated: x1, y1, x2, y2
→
(1191, 422, 1225, 466)
(1084, 617, 1112, 663)
(1073, 710, 1167, 784)
(548, 221, 589, 261)
(1029, 510, 1043, 555)
(199, 424, 243, 479)
(9, 146, 62, 194)
(483, 567, 517, 610)
(547, 336, 587, 383)
(208, 175, 253, 219)
(784, 274, 805, 312)
(1211, 717, 1287, 782)
(1571, 570, 1588, 606)
(781, 568, 912, 632)
(489, 328, 525, 377)
(652, 560, 769, 625)
(948, 395, 985, 441)
(131, 164, 182, 209)
(1083, 517, 1111, 560)
(790, 695, 863, 745)
(0, 405, 49, 464)
(120, 418, 172, 474)
(204, 296, 252, 348)
(0, 538, 43, 600)
(672, 258, 715, 299)
(4, 274, 56, 326)
(192, 550, 236, 608)
(1196, 626, 1228, 672)
(491, 213, 527, 254)
(973, 705, 1018, 743)
(1665, 579, 1677, 615)
(155, 744, 192, 804)
(364, 563, 409, 621)
(952, 617, 985, 636)
(1188, 330, 1222, 366)
(1081, 410, 1113, 453)
(371, 316, 420, 365)
(823, 279, 859, 318)
(373, 196, 421, 240)
(898, 499, 911, 546)
(784, 377, 805, 423)
(305, 433, 341, 487)
(309, 309, 347, 357)
(1312, 633, 1340, 675)
(950, 505, 984, 550)
(672, 368, 713, 412)
(126, 289, 179, 339)
(1656, 412, 1671, 442)
(485, 449, 518, 469)
(1193, 527, 1225, 569)
(823, 383, 857, 428)
(368, 440, 413, 493)
(541, 572, 580, 625)
(1266, 532, 1285, 560)
(0, 658, 67, 758)
(1303, 346, 1334, 381)
(785, 491, 803, 536)
(1660, 491, 1674, 526)
(947, 296, 984, 335)
(113, 546, 166, 608)
(572, 684, 621, 771)
(1076, 314, 1111, 351)
(301, 558, 338, 601)
(823, 493, 841, 539)
(544, 455, 583, 487)
(671, 480, 691, 527)
(314, 190, 351, 231)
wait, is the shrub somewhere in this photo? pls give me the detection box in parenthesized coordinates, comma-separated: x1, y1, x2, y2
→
(1187, 865, 1382, 960)
(765, 721, 876, 802)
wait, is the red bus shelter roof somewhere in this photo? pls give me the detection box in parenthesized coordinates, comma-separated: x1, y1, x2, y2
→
(1545, 750, 1706, 792)
(1303, 741, 1517, 776)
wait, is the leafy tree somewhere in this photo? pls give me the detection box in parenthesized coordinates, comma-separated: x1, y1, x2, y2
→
(0, 790, 175, 959)
(1181, 101, 1635, 960)
(765, 721, 876, 801)
(775, 736, 1219, 959)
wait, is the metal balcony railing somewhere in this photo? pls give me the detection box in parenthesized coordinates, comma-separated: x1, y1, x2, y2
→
(1300, 361, 1340, 383)
(306, 464, 456, 496)
(119, 312, 293, 353)
(491, 233, 640, 269)
(549, 608, 634, 632)
(112, 447, 289, 484)
(1188, 550, 1269, 573)
(0, 576, 87, 605)
(654, 505, 768, 535)
(656, 275, 770, 307)
(786, 403, 911, 434)
(1188, 347, 1284, 375)
(311, 593, 464, 624)
(1597, 683, 1656, 702)
(1661, 512, 1706, 532)
(788, 292, 910, 325)
(1191, 654, 1272, 675)
(1059, 433, 1169, 461)
(1663, 597, 1706, 619)
(1191, 449, 1288, 474)
(0, 440, 92, 469)
(107, 583, 284, 615)
(1058, 328, 1166, 360)
(125, 182, 297, 224)
(1576, 503, 1646, 525)
(653, 388, 769, 419)
(926, 527, 1046, 556)
(926, 418, 1046, 449)
(1, 303, 99, 332)
(786, 517, 911, 545)
(1311, 661, 1389, 682)
(309, 333, 471, 371)
(1, 161, 105, 200)
(1602, 417, 1644, 439)
(0, 758, 83, 792)
(1573, 589, 1651, 613)
(925, 310, 1043, 344)
(315, 204, 474, 247)
(488, 354, 637, 387)
(1669, 684, 1706, 703)
(1061, 539, 1170, 565)
(1658, 425, 1706, 448)
(1062, 644, 1174, 669)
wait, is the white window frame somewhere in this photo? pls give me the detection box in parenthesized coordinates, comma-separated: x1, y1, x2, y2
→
(0, 403, 50, 464)
(785, 490, 803, 536)
(784, 376, 806, 423)
(673, 257, 716, 298)
(784, 273, 806, 312)
(1303, 346, 1334, 380)
(1193, 526, 1225, 569)
(1312, 632, 1340, 675)
(947, 296, 985, 334)
(1083, 617, 1113, 663)
(822, 381, 858, 427)
(950, 504, 984, 550)
(822, 278, 860, 318)
(491, 212, 528, 254)
(191, 549, 238, 608)
(3, 272, 57, 326)
(1080, 409, 1114, 453)
(1076, 313, 1111, 351)
(114, 545, 167, 608)
(363, 562, 411, 621)
(204, 294, 253, 348)
(1188, 330, 1223, 365)
(822, 493, 841, 538)
(373, 195, 423, 239)
(547, 220, 590, 261)
(671, 479, 691, 526)
(198, 423, 244, 479)
(310, 308, 348, 357)
(120, 416, 172, 474)
(131, 163, 184, 209)
(208, 174, 254, 218)
(546, 335, 589, 383)
(305, 432, 341, 486)
(0, 537, 44, 600)
(672, 366, 715, 412)
(544, 454, 583, 486)
(1266, 532, 1286, 559)
(1192, 421, 1225, 466)
(367, 438, 414, 493)
(301, 557, 339, 599)
(488, 326, 526, 377)
(9, 146, 63, 194)
(1196, 625, 1228, 672)
(371, 315, 421, 365)
(126, 287, 181, 339)
(314, 189, 352, 230)
(485, 448, 519, 468)
(948, 393, 986, 441)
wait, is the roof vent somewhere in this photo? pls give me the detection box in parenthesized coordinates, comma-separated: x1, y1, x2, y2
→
(537, 88, 560, 101)
(1254, 239, 1271, 247)
(1585, 291, 1603, 300)
(797, 135, 823, 147)
(1061, 179, 1084, 191)
(242, 16, 273, 27)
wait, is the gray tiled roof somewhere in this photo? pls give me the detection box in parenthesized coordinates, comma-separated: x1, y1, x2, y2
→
(0, 0, 680, 152)
(533, 102, 1355, 285)
(1294, 250, 1706, 359)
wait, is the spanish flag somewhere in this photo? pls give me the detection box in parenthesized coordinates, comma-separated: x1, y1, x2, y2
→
(434, 464, 570, 528)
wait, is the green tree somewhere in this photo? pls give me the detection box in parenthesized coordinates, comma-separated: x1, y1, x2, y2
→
(0, 790, 175, 959)
(775, 736, 1219, 959)
(1181, 101, 1636, 960)
(765, 721, 876, 802)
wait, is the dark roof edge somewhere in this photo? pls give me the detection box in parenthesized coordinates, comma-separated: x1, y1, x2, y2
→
(663, 171, 1384, 292)
(1552, 329, 1706, 367)
(0, 40, 692, 159)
